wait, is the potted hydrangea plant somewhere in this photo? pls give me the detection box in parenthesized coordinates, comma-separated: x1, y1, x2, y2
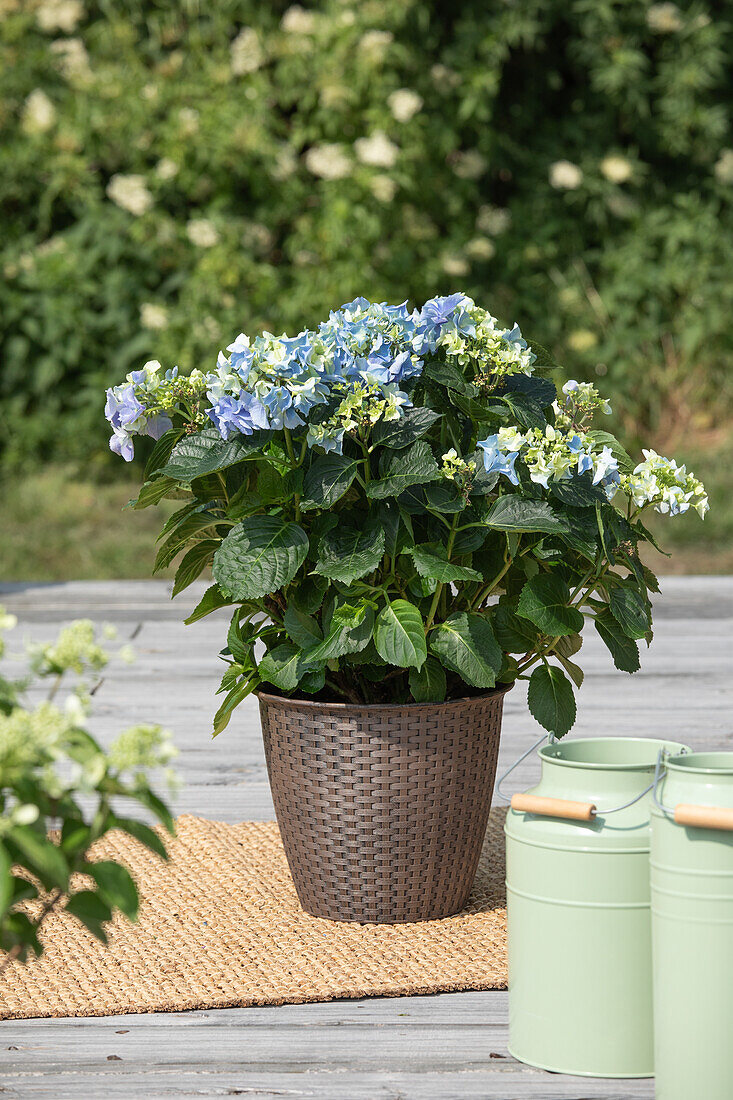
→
(105, 294, 707, 923)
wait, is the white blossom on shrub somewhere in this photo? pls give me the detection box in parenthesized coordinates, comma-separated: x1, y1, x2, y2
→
(231, 28, 263, 76)
(22, 90, 56, 134)
(354, 132, 399, 168)
(107, 174, 153, 216)
(600, 155, 633, 183)
(305, 143, 352, 180)
(388, 89, 423, 122)
(186, 219, 219, 248)
(549, 160, 583, 189)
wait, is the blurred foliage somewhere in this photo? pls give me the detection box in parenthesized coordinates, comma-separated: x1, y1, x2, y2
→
(1, 0, 732, 471)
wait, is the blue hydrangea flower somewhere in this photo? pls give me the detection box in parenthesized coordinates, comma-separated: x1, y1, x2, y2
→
(259, 386, 305, 430)
(207, 392, 269, 440)
(478, 435, 520, 485)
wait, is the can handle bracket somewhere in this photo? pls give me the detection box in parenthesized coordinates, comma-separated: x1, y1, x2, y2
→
(510, 793, 596, 821)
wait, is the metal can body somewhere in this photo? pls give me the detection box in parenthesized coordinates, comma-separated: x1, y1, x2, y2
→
(506, 737, 688, 1078)
(651, 752, 733, 1100)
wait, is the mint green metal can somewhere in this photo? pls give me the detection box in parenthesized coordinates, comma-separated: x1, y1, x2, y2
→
(505, 736, 688, 1078)
(651, 751, 733, 1100)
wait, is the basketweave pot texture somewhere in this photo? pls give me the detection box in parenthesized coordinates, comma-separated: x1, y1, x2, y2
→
(258, 687, 511, 923)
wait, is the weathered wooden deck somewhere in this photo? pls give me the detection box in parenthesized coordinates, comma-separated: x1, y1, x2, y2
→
(0, 576, 730, 1099)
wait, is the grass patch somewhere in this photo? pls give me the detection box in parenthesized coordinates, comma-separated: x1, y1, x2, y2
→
(0, 467, 177, 581)
(0, 436, 730, 581)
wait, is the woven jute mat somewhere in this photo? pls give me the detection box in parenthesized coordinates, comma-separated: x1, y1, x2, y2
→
(0, 811, 507, 1020)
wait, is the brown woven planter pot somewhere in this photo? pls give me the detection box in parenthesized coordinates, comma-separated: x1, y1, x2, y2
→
(258, 687, 511, 924)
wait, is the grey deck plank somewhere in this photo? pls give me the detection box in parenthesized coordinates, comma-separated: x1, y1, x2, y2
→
(1, 577, 730, 1098)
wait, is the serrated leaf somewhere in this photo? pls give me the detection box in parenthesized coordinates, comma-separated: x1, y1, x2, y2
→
(131, 476, 179, 510)
(493, 603, 540, 653)
(555, 632, 582, 657)
(154, 513, 225, 573)
(64, 890, 112, 943)
(527, 664, 576, 736)
(499, 374, 556, 406)
(172, 540, 218, 597)
(158, 427, 271, 482)
(500, 392, 546, 431)
(371, 407, 441, 449)
(517, 574, 584, 637)
(367, 441, 440, 499)
(555, 652, 584, 689)
(551, 472, 607, 508)
(292, 576, 329, 615)
(314, 520, 384, 583)
(429, 613, 502, 688)
(184, 584, 235, 624)
(284, 605, 323, 649)
(609, 585, 651, 640)
(111, 817, 169, 860)
(88, 861, 139, 921)
(300, 454, 359, 510)
(409, 657, 447, 702)
(408, 545, 482, 583)
(423, 359, 473, 393)
(595, 611, 641, 671)
(374, 600, 427, 669)
(306, 602, 374, 660)
(212, 678, 258, 736)
(258, 644, 307, 692)
(213, 517, 308, 599)
(5, 826, 69, 892)
(486, 496, 569, 534)
(144, 427, 185, 481)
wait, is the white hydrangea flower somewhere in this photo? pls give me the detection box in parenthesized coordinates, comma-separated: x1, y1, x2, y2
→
(354, 131, 399, 168)
(465, 237, 496, 261)
(281, 6, 316, 33)
(359, 30, 393, 60)
(452, 150, 486, 179)
(22, 90, 56, 134)
(178, 107, 199, 135)
(647, 3, 683, 32)
(387, 88, 423, 122)
(231, 27, 263, 75)
(156, 157, 179, 180)
(50, 38, 91, 82)
(107, 174, 153, 216)
(430, 63, 461, 89)
(304, 143, 352, 180)
(623, 449, 708, 517)
(370, 174, 397, 202)
(714, 150, 733, 185)
(186, 218, 219, 247)
(600, 154, 632, 183)
(441, 253, 469, 277)
(36, 0, 83, 33)
(476, 205, 511, 235)
(140, 303, 169, 331)
(549, 160, 583, 190)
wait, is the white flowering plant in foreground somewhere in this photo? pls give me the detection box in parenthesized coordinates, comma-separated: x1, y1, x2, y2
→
(0, 615, 176, 971)
(106, 294, 708, 737)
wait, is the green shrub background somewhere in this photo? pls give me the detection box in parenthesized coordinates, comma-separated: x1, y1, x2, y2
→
(1, 0, 731, 575)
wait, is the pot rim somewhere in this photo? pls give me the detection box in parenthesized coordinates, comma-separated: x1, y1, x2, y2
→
(257, 682, 513, 711)
(539, 736, 689, 772)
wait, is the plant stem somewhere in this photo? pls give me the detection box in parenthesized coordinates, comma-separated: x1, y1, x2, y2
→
(425, 517, 458, 631)
(283, 429, 301, 520)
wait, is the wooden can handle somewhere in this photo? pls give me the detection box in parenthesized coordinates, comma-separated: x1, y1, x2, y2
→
(674, 803, 733, 831)
(511, 793, 596, 821)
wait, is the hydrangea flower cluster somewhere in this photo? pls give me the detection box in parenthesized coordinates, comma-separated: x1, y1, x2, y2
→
(105, 294, 535, 460)
(478, 421, 621, 500)
(554, 379, 612, 432)
(623, 450, 709, 518)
